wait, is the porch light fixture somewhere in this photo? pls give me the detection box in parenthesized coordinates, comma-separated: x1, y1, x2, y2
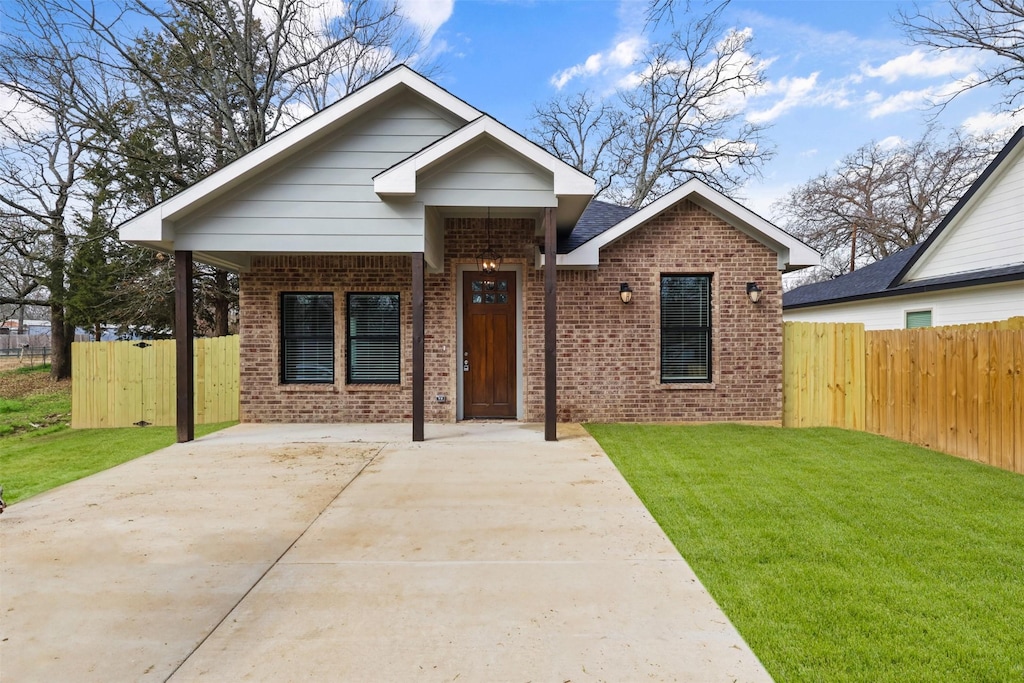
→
(746, 282, 763, 304)
(619, 282, 633, 304)
(477, 208, 503, 273)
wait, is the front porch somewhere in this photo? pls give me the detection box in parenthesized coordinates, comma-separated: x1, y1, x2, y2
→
(171, 208, 562, 443)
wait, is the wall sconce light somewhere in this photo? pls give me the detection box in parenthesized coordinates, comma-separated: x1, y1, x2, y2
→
(746, 282, 763, 304)
(619, 283, 633, 304)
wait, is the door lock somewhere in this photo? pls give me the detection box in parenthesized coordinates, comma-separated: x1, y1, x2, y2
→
(463, 359, 470, 372)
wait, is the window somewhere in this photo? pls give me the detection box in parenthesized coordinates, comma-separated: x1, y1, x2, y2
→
(347, 293, 400, 384)
(281, 293, 334, 384)
(905, 309, 932, 329)
(661, 275, 712, 383)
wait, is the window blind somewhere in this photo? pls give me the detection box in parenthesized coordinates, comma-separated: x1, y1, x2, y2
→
(661, 275, 711, 382)
(281, 293, 334, 383)
(347, 293, 400, 384)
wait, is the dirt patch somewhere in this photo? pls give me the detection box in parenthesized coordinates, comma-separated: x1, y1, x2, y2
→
(0, 371, 70, 400)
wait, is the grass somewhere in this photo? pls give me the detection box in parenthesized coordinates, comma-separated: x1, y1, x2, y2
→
(586, 423, 1024, 683)
(0, 365, 70, 437)
(0, 364, 236, 505)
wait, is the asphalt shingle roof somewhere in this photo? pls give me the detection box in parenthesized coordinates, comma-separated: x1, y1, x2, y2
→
(783, 246, 923, 308)
(783, 243, 1024, 309)
(557, 199, 638, 253)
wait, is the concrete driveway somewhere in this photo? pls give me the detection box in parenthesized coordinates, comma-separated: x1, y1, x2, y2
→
(1, 422, 771, 682)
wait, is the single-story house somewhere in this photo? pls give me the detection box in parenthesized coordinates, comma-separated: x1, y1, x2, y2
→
(119, 66, 818, 442)
(784, 126, 1024, 330)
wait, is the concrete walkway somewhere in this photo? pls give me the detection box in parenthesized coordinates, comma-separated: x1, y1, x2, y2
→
(1, 423, 771, 682)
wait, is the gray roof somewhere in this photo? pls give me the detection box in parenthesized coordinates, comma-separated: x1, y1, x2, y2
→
(783, 244, 1024, 309)
(783, 246, 922, 307)
(785, 126, 1024, 310)
(557, 199, 638, 253)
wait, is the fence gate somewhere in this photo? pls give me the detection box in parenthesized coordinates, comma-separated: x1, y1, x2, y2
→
(71, 336, 239, 428)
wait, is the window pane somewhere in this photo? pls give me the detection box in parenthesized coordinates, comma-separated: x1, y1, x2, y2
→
(348, 338, 401, 383)
(660, 276, 711, 383)
(281, 293, 334, 384)
(906, 310, 932, 329)
(661, 330, 710, 381)
(347, 293, 400, 384)
(283, 338, 334, 382)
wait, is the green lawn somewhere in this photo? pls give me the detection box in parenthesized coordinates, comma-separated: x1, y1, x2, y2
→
(587, 423, 1024, 683)
(0, 365, 235, 505)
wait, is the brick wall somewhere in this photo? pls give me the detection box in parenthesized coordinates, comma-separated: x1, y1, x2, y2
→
(238, 201, 783, 424)
(531, 200, 783, 424)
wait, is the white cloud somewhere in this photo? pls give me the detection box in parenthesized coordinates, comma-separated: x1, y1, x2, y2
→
(550, 36, 647, 90)
(396, 0, 454, 44)
(868, 87, 935, 118)
(747, 73, 819, 123)
(961, 110, 1024, 136)
(868, 76, 978, 118)
(877, 135, 903, 151)
(862, 49, 978, 83)
(0, 86, 51, 144)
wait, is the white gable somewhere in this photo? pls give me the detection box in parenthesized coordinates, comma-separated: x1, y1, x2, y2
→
(118, 66, 481, 269)
(905, 134, 1024, 282)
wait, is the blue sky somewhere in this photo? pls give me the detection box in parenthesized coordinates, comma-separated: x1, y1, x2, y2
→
(400, 0, 1022, 216)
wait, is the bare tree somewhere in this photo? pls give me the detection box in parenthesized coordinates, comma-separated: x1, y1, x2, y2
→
(0, 1, 113, 378)
(531, 91, 628, 198)
(774, 127, 999, 283)
(531, 3, 770, 208)
(1, 0, 431, 373)
(898, 0, 1024, 112)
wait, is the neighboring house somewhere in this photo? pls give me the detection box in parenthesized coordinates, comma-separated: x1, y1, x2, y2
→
(1, 319, 52, 336)
(784, 127, 1024, 330)
(119, 66, 818, 441)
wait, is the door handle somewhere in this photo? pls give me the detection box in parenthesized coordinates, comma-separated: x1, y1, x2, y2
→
(463, 359, 470, 372)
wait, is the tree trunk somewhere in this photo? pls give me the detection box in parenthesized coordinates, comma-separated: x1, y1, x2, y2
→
(49, 303, 74, 380)
(213, 269, 230, 336)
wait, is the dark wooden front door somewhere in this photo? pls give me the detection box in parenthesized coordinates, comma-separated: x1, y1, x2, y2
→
(463, 271, 516, 418)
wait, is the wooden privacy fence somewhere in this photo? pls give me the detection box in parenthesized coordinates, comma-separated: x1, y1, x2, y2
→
(71, 336, 239, 428)
(784, 319, 1024, 475)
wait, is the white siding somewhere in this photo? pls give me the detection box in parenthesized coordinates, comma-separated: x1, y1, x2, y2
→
(909, 146, 1024, 281)
(783, 281, 1024, 330)
(416, 141, 556, 208)
(174, 95, 461, 253)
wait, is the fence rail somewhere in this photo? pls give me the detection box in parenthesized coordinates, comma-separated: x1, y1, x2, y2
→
(784, 318, 1024, 475)
(71, 336, 239, 428)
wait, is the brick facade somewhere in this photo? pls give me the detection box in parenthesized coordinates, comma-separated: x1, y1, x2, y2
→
(239, 200, 782, 424)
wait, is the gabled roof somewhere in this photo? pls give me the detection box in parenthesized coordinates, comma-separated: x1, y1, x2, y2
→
(119, 65, 481, 244)
(373, 115, 594, 197)
(784, 126, 1024, 311)
(895, 126, 1024, 284)
(547, 179, 820, 271)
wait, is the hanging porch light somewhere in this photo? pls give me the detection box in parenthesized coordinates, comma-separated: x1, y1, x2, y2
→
(477, 208, 503, 273)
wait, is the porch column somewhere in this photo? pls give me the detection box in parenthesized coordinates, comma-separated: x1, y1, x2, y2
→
(544, 207, 557, 441)
(412, 251, 425, 442)
(174, 250, 195, 443)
